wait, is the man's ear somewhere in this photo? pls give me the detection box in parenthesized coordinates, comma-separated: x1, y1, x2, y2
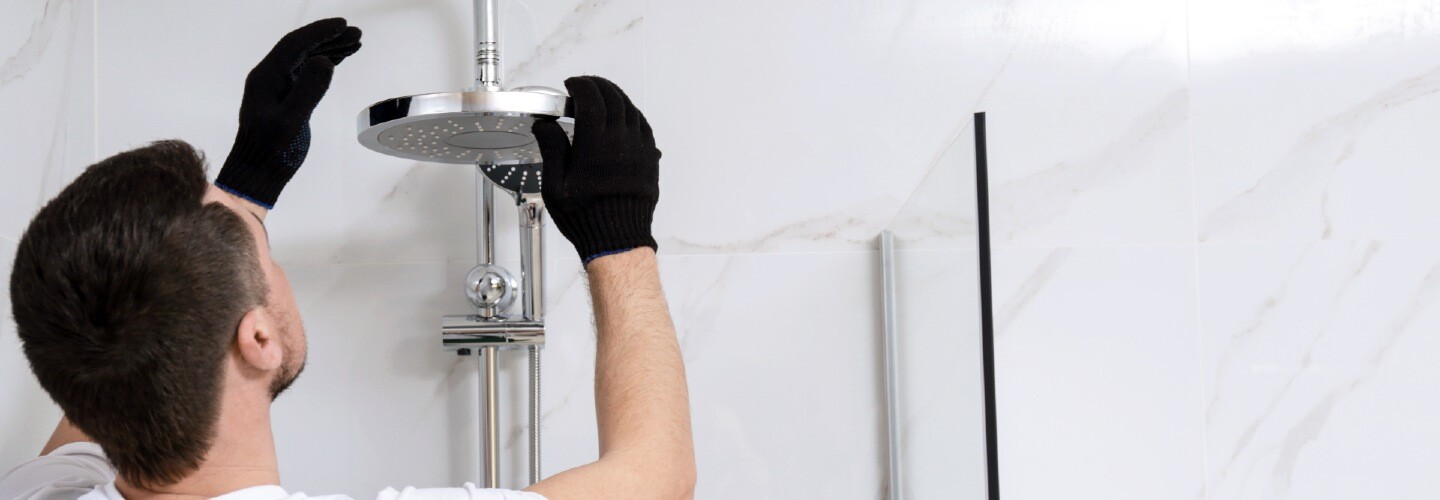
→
(235, 307, 282, 371)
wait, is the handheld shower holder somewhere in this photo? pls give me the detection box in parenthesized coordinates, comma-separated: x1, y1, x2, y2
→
(443, 317, 546, 350)
(449, 185, 548, 352)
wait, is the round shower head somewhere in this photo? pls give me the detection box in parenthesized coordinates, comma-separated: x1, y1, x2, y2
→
(358, 87, 573, 194)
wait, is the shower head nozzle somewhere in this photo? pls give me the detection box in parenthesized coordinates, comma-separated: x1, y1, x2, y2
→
(357, 0, 570, 196)
(357, 88, 572, 194)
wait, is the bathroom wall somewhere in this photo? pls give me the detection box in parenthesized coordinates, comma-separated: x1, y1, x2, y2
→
(985, 0, 1440, 496)
(1189, 1, 1440, 497)
(0, 0, 94, 468)
(90, 1, 894, 497)
(2, 0, 1437, 498)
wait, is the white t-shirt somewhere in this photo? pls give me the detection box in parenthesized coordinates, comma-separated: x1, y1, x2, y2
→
(0, 442, 546, 500)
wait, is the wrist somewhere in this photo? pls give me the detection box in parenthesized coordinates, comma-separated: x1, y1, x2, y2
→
(213, 182, 272, 219)
(213, 183, 271, 221)
(584, 247, 637, 265)
(585, 246, 655, 273)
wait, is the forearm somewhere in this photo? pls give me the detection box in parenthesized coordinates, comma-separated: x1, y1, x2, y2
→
(39, 417, 92, 456)
(528, 248, 695, 499)
(588, 249, 692, 461)
(522, 76, 685, 499)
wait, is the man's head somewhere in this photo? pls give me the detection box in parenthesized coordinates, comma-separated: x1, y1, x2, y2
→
(9, 140, 306, 487)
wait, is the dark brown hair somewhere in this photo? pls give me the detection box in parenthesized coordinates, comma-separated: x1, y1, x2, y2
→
(9, 140, 268, 486)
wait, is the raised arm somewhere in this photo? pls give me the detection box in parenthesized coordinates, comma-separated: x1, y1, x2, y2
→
(524, 76, 695, 500)
(526, 248, 695, 500)
(215, 17, 362, 216)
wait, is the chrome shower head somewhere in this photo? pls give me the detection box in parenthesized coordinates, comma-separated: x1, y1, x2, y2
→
(357, 87, 572, 194)
(355, 0, 572, 195)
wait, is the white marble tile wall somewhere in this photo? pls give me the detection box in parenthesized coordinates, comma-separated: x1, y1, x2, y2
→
(0, 0, 94, 471)
(91, 0, 897, 496)
(4, 0, 1438, 498)
(1190, 1, 1440, 498)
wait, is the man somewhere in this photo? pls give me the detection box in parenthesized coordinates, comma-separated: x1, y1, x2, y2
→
(0, 19, 694, 500)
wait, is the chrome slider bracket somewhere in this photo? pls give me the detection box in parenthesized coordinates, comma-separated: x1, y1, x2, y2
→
(444, 316, 547, 352)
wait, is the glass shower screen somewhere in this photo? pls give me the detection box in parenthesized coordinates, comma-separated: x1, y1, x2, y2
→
(879, 112, 996, 499)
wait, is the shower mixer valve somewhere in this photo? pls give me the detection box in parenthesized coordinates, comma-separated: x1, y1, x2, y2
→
(465, 264, 516, 319)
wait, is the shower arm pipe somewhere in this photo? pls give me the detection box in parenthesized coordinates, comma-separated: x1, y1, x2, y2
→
(473, 0, 502, 90)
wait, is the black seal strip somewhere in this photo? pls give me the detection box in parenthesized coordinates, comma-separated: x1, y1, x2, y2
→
(975, 112, 1000, 500)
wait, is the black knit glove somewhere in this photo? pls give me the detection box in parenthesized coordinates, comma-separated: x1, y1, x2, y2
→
(216, 18, 362, 209)
(533, 76, 661, 265)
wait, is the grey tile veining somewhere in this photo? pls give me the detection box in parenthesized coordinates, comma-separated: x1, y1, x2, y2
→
(1198, 240, 1440, 497)
(1257, 261, 1440, 496)
(0, 0, 68, 88)
(1224, 261, 1440, 497)
(0, 0, 91, 242)
(507, 0, 642, 84)
(1202, 242, 1377, 422)
(660, 197, 898, 255)
(993, 88, 1190, 244)
(994, 247, 1071, 337)
(1199, 64, 1440, 242)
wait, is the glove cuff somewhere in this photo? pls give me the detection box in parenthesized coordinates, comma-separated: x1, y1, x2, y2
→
(216, 130, 306, 209)
(557, 198, 658, 264)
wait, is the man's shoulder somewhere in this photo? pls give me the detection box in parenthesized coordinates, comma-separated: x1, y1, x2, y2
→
(215, 483, 544, 500)
(0, 442, 116, 500)
(377, 484, 546, 500)
(0, 444, 545, 500)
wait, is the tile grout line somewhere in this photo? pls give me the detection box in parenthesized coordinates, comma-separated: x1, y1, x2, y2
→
(270, 235, 1440, 270)
(273, 247, 886, 268)
(90, 0, 99, 167)
(1181, 0, 1214, 498)
(641, 0, 649, 110)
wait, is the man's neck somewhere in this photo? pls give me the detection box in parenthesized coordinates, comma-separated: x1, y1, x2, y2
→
(116, 383, 280, 499)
